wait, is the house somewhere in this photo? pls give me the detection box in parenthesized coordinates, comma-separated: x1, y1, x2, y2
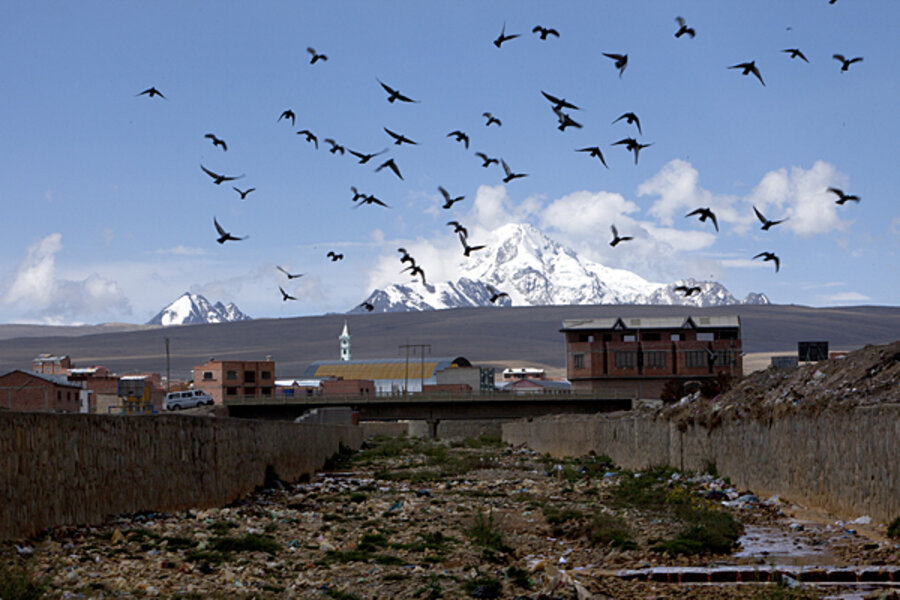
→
(192, 358, 276, 404)
(32, 354, 72, 375)
(0, 370, 87, 413)
(561, 315, 742, 399)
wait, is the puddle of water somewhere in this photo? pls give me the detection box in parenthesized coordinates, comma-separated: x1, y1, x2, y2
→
(733, 525, 835, 566)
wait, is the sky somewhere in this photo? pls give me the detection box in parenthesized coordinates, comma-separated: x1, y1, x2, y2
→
(1, 1, 898, 325)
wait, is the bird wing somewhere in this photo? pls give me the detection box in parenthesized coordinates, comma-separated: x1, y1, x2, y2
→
(438, 186, 450, 201)
(541, 90, 561, 105)
(833, 54, 846, 62)
(378, 80, 396, 95)
(753, 206, 767, 224)
(213, 217, 226, 236)
(383, 127, 401, 141)
(200, 164, 219, 179)
(611, 225, 619, 238)
(849, 57, 863, 65)
(709, 211, 719, 231)
(676, 16, 686, 27)
(500, 159, 512, 177)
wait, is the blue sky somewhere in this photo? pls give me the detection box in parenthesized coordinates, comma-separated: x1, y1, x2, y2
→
(1, 1, 897, 324)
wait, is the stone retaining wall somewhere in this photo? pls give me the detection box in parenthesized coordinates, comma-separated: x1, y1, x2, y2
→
(503, 405, 900, 523)
(0, 412, 362, 540)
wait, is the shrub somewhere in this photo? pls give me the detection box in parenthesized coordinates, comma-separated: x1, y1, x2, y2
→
(210, 533, 280, 555)
(466, 508, 512, 556)
(887, 516, 900, 539)
(588, 514, 637, 550)
(0, 563, 46, 600)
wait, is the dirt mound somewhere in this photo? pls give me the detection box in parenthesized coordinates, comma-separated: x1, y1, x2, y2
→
(661, 341, 900, 428)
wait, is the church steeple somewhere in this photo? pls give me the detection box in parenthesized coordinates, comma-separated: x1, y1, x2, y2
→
(339, 321, 351, 361)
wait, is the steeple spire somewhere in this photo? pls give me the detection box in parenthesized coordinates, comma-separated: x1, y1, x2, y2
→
(339, 321, 351, 361)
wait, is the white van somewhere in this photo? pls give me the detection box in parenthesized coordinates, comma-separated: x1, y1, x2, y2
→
(164, 390, 214, 410)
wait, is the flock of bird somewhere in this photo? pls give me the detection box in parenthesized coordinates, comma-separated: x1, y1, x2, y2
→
(134, 3, 863, 310)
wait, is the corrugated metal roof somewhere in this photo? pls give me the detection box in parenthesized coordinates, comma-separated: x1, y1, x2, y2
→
(302, 357, 471, 381)
(0, 370, 82, 388)
(561, 315, 740, 331)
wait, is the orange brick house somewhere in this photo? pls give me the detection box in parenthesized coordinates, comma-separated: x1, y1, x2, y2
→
(192, 358, 276, 404)
(0, 370, 86, 413)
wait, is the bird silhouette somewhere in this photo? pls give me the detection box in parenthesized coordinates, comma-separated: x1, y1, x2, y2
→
(350, 186, 367, 203)
(782, 48, 809, 63)
(493, 22, 520, 48)
(446, 221, 468, 237)
(204, 133, 227, 151)
(403, 264, 427, 285)
(674, 17, 696, 38)
(214, 217, 246, 244)
(384, 127, 418, 146)
(377, 79, 418, 103)
(609, 225, 633, 247)
(233, 187, 255, 200)
(501, 159, 528, 183)
(487, 285, 509, 304)
(827, 187, 860, 204)
(355, 194, 389, 209)
(324, 138, 346, 154)
(532, 25, 559, 40)
(306, 47, 327, 64)
(459, 232, 486, 257)
(753, 206, 787, 230)
(279, 286, 297, 301)
(348, 148, 387, 164)
(685, 207, 719, 231)
(475, 152, 499, 168)
(833, 54, 863, 72)
(541, 91, 579, 111)
(482, 112, 502, 127)
(612, 112, 642, 135)
(296, 130, 318, 149)
(612, 137, 652, 165)
(603, 53, 628, 77)
(136, 87, 165, 99)
(359, 301, 375, 312)
(576, 147, 609, 168)
(553, 108, 582, 131)
(447, 130, 470, 148)
(327, 251, 344, 262)
(438, 186, 464, 209)
(375, 158, 403, 180)
(728, 61, 765, 86)
(397, 248, 416, 266)
(201, 164, 244, 185)
(278, 109, 295, 126)
(674, 285, 702, 297)
(277, 266, 303, 279)
(753, 251, 781, 272)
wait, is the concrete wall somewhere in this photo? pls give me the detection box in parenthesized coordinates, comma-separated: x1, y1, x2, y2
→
(503, 405, 900, 523)
(0, 412, 362, 540)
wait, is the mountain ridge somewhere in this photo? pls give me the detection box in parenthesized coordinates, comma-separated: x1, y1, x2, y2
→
(146, 293, 251, 326)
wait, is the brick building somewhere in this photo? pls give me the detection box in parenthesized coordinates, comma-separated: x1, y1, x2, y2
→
(192, 359, 276, 404)
(561, 315, 742, 399)
(0, 370, 86, 413)
(32, 354, 72, 375)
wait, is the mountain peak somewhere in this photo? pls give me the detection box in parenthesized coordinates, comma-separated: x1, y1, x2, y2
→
(147, 293, 251, 326)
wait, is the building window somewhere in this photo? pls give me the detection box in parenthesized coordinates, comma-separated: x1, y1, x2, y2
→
(578, 334, 590, 342)
(714, 350, 740, 367)
(642, 333, 661, 341)
(603, 334, 612, 342)
(261, 387, 272, 396)
(203, 371, 213, 380)
(261, 371, 271, 380)
(697, 332, 715, 341)
(614, 351, 637, 369)
(226, 387, 238, 396)
(684, 350, 707, 368)
(670, 333, 683, 341)
(623, 334, 637, 342)
(644, 351, 667, 369)
(244, 387, 256, 397)
(572, 353, 585, 369)
(244, 371, 256, 383)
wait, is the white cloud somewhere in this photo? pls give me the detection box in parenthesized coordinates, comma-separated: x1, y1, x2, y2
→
(826, 291, 871, 303)
(155, 245, 208, 256)
(2, 233, 131, 323)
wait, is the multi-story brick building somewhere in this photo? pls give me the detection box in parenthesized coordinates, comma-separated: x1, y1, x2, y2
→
(192, 359, 276, 404)
(32, 354, 72, 375)
(0, 370, 86, 413)
(561, 315, 742, 399)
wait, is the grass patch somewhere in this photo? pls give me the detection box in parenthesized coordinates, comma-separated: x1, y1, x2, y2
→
(207, 520, 238, 536)
(462, 574, 502, 597)
(0, 563, 46, 600)
(887, 516, 900, 539)
(210, 533, 280, 555)
(325, 589, 362, 600)
(382, 573, 409, 582)
(460, 434, 504, 449)
(505, 565, 532, 589)
(588, 514, 637, 550)
(162, 535, 198, 550)
(127, 527, 161, 542)
(349, 492, 368, 503)
(542, 505, 583, 526)
(467, 508, 512, 557)
(652, 507, 742, 556)
(184, 549, 233, 565)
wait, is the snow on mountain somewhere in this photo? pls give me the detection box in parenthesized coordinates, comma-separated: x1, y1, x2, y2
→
(353, 223, 769, 313)
(147, 293, 251, 326)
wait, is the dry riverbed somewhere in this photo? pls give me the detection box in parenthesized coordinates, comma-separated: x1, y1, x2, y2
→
(2, 434, 898, 599)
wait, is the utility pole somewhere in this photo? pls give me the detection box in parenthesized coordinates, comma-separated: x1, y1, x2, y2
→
(398, 343, 431, 394)
(165, 337, 171, 393)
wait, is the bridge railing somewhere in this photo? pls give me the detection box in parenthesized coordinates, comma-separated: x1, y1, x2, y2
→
(223, 389, 636, 407)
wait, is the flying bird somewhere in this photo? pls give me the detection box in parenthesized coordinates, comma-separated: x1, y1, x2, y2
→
(277, 266, 303, 279)
(377, 79, 418, 103)
(501, 159, 528, 183)
(204, 133, 227, 151)
(782, 48, 809, 63)
(685, 207, 719, 232)
(306, 47, 327, 64)
(475, 152, 499, 168)
(603, 53, 628, 77)
(833, 54, 863, 72)
(447, 130, 470, 148)
(213, 217, 246, 244)
(612, 112, 642, 135)
(350, 186, 367, 203)
(296, 130, 318, 148)
(438, 186, 464, 209)
(482, 112, 502, 127)
(674, 17, 695, 38)
(136, 87, 165, 99)
(753, 206, 787, 230)
(348, 148, 387, 164)
(446, 221, 468, 237)
(753, 251, 781, 272)
(355, 194, 389, 209)
(532, 25, 559, 40)
(375, 158, 403, 180)
(493, 22, 520, 48)
(612, 137, 652, 165)
(674, 285, 702, 297)
(201, 164, 244, 185)
(233, 187, 256, 200)
(397, 248, 416, 266)
(553, 108, 582, 131)
(384, 127, 418, 145)
(576, 147, 609, 168)
(324, 138, 345, 154)
(359, 301, 375, 312)
(609, 225, 633, 247)
(827, 187, 860, 204)
(541, 91, 579, 111)
(403, 264, 427, 285)
(459, 232, 486, 257)
(728, 61, 765, 86)
(279, 286, 297, 302)
(487, 285, 509, 304)
(278, 109, 295, 126)
(327, 251, 344, 261)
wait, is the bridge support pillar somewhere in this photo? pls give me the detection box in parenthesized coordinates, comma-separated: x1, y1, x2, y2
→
(425, 419, 439, 440)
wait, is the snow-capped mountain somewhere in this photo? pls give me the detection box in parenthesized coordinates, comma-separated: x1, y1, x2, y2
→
(353, 223, 769, 313)
(147, 293, 251, 326)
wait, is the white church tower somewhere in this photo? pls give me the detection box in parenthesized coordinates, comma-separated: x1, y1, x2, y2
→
(339, 321, 351, 361)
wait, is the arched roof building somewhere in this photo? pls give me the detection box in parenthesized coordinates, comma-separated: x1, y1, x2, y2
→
(302, 356, 473, 394)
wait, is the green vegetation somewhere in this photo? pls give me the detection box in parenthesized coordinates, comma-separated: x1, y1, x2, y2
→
(207, 520, 238, 536)
(414, 574, 444, 600)
(0, 563, 46, 600)
(588, 514, 637, 550)
(542, 505, 583, 526)
(348, 492, 368, 503)
(462, 574, 502, 597)
(466, 508, 512, 558)
(162, 535, 198, 550)
(887, 515, 900, 539)
(505, 565, 532, 589)
(324, 588, 362, 600)
(459, 434, 504, 449)
(210, 533, 280, 555)
(185, 549, 233, 565)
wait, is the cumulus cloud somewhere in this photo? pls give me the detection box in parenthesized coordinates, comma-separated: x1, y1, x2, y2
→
(2, 233, 131, 323)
